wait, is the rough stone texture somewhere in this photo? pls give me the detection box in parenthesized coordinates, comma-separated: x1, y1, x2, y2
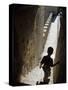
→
(53, 7, 66, 83)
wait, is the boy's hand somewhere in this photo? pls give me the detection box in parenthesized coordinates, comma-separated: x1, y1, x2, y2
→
(40, 65, 42, 68)
(56, 61, 60, 64)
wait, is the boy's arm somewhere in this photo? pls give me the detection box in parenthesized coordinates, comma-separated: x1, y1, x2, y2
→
(40, 57, 45, 68)
(40, 62, 43, 68)
(40, 63, 42, 68)
(52, 61, 60, 67)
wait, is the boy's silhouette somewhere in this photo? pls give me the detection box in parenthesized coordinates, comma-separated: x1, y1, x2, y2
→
(40, 47, 59, 84)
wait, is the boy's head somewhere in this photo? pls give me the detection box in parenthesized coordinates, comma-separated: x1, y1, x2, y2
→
(47, 47, 53, 56)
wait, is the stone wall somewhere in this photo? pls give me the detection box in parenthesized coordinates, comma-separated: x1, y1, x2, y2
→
(53, 7, 66, 83)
